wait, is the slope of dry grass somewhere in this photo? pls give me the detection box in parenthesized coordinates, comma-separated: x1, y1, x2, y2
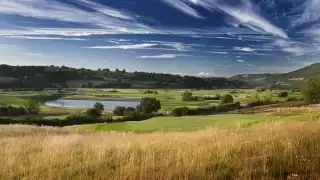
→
(1, 121, 320, 180)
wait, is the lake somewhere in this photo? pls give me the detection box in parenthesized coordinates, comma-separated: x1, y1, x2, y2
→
(45, 99, 140, 108)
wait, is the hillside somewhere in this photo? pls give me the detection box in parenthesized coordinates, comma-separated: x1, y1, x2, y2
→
(231, 63, 320, 88)
(0, 64, 248, 89)
(285, 63, 320, 78)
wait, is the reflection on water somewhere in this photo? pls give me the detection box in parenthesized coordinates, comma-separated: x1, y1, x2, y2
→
(45, 99, 140, 108)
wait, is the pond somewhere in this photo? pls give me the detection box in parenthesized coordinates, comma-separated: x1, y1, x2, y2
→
(45, 99, 140, 109)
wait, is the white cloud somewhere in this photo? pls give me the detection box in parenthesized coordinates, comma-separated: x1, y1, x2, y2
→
(234, 47, 255, 52)
(162, 0, 204, 19)
(292, 0, 320, 27)
(25, 53, 43, 56)
(0, 0, 147, 34)
(138, 54, 190, 59)
(208, 51, 228, 54)
(163, 0, 288, 38)
(282, 47, 305, 56)
(6, 35, 86, 41)
(89, 43, 157, 50)
(197, 72, 212, 77)
(274, 39, 306, 56)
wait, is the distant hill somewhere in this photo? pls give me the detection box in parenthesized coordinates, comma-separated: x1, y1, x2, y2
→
(230, 63, 320, 88)
(284, 63, 320, 79)
(0, 64, 249, 89)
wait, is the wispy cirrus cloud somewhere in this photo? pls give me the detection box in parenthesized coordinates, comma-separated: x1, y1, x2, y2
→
(234, 47, 255, 52)
(0, 0, 149, 34)
(6, 35, 86, 41)
(162, 0, 204, 19)
(138, 54, 190, 59)
(88, 43, 157, 50)
(162, 0, 288, 38)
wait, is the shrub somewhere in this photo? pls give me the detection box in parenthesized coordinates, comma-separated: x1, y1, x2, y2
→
(122, 112, 150, 121)
(220, 94, 234, 104)
(171, 102, 241, 116)
(204, 94, 221, 100)
(0, 106, 28, 116)
(286, 97, 298, 102)
(171, 107, 190, 117)
(278, 91, 289, 97)
(246, 100, 273, 108)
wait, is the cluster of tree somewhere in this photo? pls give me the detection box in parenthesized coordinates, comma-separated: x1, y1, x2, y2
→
(181, 91, 199, 101)
(0, 99, 40, 116)
(144, 90, 158, 95)
(113, 98, 161, 121)
(0, 64, 248, 89)
(171, 102, 241, 117)
(86, 102, 105, 117)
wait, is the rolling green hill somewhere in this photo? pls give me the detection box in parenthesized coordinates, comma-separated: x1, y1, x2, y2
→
(0, 64, 248, 89)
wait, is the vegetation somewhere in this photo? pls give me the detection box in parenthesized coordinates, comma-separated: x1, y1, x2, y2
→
(220, 94, 234, 104)
(24, 98, 41, 115)
(1, 121, 320, 179)
(278, 91, 289, 97)
(0, 64, 246, 89)
(136, 97, 161, 114)
(302, 76, 320, 104)
(86, 102, 104, 117)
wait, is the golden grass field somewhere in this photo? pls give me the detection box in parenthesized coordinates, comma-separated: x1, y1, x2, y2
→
(1, 121, 320, 180)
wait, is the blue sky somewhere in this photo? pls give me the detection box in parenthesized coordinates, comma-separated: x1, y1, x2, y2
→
(0, 0, 319, 77)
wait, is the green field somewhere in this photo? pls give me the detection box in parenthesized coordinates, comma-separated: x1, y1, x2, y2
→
(81, 110, 318, 133)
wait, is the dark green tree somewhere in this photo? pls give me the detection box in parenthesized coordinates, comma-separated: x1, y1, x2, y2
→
(301, 76, 320, 104)
(136, 97, 161, 114)
(181, 91, 193, 101)
(220, 94, 234, 104)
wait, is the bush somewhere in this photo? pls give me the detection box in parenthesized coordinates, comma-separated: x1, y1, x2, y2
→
(246, 100, 273, 108)
(136, 97, 161, 114)
(171, 102, 241, 116)
(220, 94, 234, 104)
(204, 94, 221, 100)
(278, 91, 289, 97)
(171, 107, 190, 117)
(286, 97, 298, 102)
(0, 106, 28, 116)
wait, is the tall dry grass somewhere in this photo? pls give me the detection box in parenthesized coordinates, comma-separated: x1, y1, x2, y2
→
(1, 121, 320, 180)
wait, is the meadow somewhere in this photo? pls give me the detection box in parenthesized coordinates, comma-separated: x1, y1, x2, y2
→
(1, 120, 320, 180)
(1, 87, 320, 179)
